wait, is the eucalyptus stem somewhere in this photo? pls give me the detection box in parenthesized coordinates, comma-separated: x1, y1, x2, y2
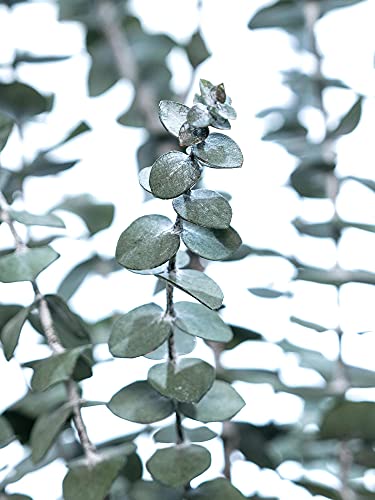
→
(0, 190, 98, 466)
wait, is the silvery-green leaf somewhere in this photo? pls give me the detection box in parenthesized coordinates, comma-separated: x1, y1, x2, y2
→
(159, 100, 189, 137)
(157, 269, 223, 310)
(178, 122, 209, 147)
(146, 444, 211, 488)
(109, 303, 171, 358)
(1, 304, 33, 360)
(116, 215, 180, 271)
(187, 104, 211, 128)
(107, 381, 174, 424)
(208, 108, 231, 130)
(149, 151, 201, 199)
(0, 110, 14, 152)
(145, 328, 196, 360)
(173, 189, 232, 229)
(30, 403, 72, 463)
(186, 478, 246, 499)
(182, 222, 241, 260)
(192, 133, 243, 169)
(148, 358, 215, 403)
(199, 79, 216, 106)
(0, 247, 59, 283)
(9, 210, 65, 228)
(0, 415, 14, 448)
(138, 167, 152, 193)
(154, 424, 217, 443)
(174, 301, 232, 343)
(180, 380, 245, 423)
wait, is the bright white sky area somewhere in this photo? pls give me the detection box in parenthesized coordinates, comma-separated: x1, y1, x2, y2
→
(0, 0, 374, 498)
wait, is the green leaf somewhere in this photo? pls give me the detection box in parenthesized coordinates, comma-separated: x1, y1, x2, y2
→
(180, 380, 245, 423)
(1, 304, 33, 360)
(30, 346, 89, 392)
(58, 255, 120, 301)
(290, 159, 336, 199)
(154, 425, 217, 443)
(145, 327, 196, 360)
(87, 39, 119, 97)
(225, 325, 263, 350)
(173, 189, 232, 229)
(290, 315, 328, 332)
(185, 30, 211, 69)
(248, 287, 292, 299)
(138, 166, 152, 193)
(22, 154, 77, 177)
(8, 209, 65, 228)
(148, 358, 215, 403)
(130, 480, 184, 500)
(156, 269, 223, 310)
(0, 246, 59, 283)
(149, 151, 201, 199)
(178, 122, 209, 147)
(182, 221, 241, 260)
(109, 303, 171, 358)
(0, 110, 14, 152)
(146, 444, 211, 488)
(296, 265, 375, 286)
(344, 176, 375, 192)
(187, 104, 211, 128)
(30, 403, 72, 463)
(158, 100, 189, 137)
(174, 301, 232, 342)
(116, 215, 180, 271)
(107, 381, 174, 424)
(192, 133, 243, 169)
(320, 401, 375, 440)
(54, 194, 114, 236)
(187, 477, 246, 499)
(63, 450, 127, 500)
(0, 81, 53, 121)
(329, 96, 363, 138)
(0, 415, 15, 448)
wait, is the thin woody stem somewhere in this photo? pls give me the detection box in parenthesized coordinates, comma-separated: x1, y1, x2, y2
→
(0, 191, 98, 466)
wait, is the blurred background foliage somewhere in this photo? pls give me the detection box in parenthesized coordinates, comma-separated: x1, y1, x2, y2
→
(0, 0, 374, 499)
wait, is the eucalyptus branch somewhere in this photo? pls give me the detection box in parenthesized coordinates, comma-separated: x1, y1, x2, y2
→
(0, 190, 98, 466)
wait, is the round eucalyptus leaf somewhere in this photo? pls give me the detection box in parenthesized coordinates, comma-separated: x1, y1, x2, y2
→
(186, 478, 246, 499)
(0, 111, 14, 153)
(109, 303, 171, 358)
(156, 269, 223, 310)
(148, 358, 215, 403)
(174, 302, 232, 343)
(149, 151, 201, 199)
(159, 100, 189, 137)
(154, 425, 217, 443)
(182, 222, 241, 260)
(0, 246, 60, 283)
(116, 215, 180, 271)
(107, 381, 174, 424)
(192, 133, 243, 168)
(146, 444, 211, 488)
(180, 380, 245, 423)
(138, 167, 152, 193)
(178, 122, 209, 147)
(187, 104, 211, 128)
(145, 327, 196, 360)
(173, 189, 232, 229)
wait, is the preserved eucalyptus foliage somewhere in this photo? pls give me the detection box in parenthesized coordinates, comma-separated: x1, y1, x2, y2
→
(111, 80, 245, 492)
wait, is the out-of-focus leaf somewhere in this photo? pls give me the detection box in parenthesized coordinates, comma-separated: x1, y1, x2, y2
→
(320, 401, 375, 440)
(173, 189, 232, 229)
(182, 221, 241, 260)
(0, 246, 59, 283)
(30, 403, 72, 463)
(107, 381, 174, 424)
(157, 269, 224, 310)
(146, 444, 211, 488)
(58, 255, 120, 301)
(109, 303, 171, 358)
(185, 30, 211, 68)
(154, 425, 217, 444)
(180, 380, 245, 423)
(187, 477, 247, 499)
(116, 215, 180, 271)
(0, 110, 14, 152)
(145, 327, 196, 360)
(296, 265, 375, 286)
(344, 176, 375, 192)
(0, 81, 53, 121)
(130, 479, 183, 500)
(54, 194, 114, 236)
(290, 315, 328, 332)
(225, 325, 263, 350)
(0, 415, 15, 448)
(328, 96, 363, 138)
(8, 209, 65, 228)
(149, 151, 201, 199)
(22, 154, 78, 177)
(174, 301, 232, 342)
(295, 478, 341, 500)
(290, 158, 336, 198)
(248, 287, 292, 299)
(13, 52, 71, 65)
